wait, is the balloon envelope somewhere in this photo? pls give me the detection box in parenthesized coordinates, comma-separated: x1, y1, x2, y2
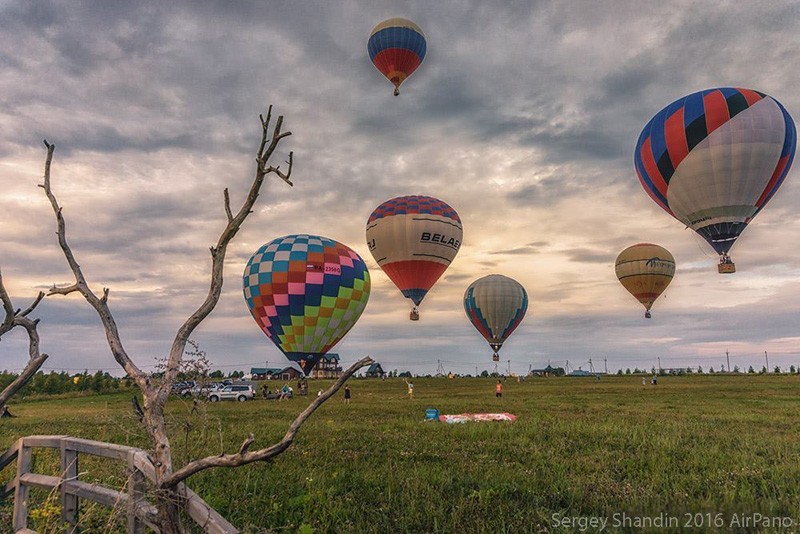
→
(368, 17, 426, 95)
(615, 243, 675, 317)
(243, 234, 370, 375)
(366, 195, 462, 317)
(464, 275, 528, 357)
(635, 87, 796, 257)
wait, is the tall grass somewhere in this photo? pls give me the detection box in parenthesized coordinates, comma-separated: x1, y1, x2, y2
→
(2, 375, 799, 533)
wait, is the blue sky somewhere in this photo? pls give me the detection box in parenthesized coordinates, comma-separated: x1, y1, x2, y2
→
(1, 0, 800, 376)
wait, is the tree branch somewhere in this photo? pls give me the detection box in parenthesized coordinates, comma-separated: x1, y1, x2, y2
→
(160, 356, 373, 488)
(0, 269, 49, 408)
(18, 291, 45, 318)
(159, 107, 292, 403)
(39, 141, 146, 387)
(0, 270, 14, 336)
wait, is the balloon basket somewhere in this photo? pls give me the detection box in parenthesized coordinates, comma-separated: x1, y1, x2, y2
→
(492, 354, 499, 362)
(718, 262, 736, 274)
(410, 308, 420, 321)
(645, 311, 652, 319)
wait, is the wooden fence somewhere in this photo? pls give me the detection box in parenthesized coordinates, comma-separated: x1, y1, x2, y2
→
(0, 435, 238, 534)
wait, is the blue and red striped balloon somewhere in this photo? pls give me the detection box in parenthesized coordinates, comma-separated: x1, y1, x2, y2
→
(635, 88, 796, 263)
(368, 18, 427, 96)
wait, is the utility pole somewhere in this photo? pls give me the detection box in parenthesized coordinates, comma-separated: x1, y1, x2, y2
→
(604, 358, 608, 374)
(437, 360, 445, 376)
(589, 358, 594, 374)
(657, 357, 661, 373)
(475, 366, 478, 377)
(507, 360, 511, 376)
(566, 360, 570, 374)
(765, 351, 769, 372)
(726, 349, 730, 375)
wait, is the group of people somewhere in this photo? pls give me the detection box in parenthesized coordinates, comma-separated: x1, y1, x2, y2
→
(261, 380, 309, 401)
(257, 377, 511, 405)
(642, 376, 659, 385)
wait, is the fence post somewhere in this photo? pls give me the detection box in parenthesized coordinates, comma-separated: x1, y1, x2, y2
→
(61, 438, 80, 532)
(12, 438, 32, 531)
(127, 451, 146, 534)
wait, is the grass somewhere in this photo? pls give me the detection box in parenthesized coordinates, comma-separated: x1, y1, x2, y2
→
(2, 375, 800, 533)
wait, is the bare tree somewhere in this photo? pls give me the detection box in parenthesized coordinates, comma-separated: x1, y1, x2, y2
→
(41, 107, 373, 533)
(0, 270, 48, 412)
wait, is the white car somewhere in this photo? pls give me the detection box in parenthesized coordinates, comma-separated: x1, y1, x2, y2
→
(208, 384, 255, 402)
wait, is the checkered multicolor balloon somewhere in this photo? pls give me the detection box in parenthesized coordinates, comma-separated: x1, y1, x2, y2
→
(243, 234, 371, 375)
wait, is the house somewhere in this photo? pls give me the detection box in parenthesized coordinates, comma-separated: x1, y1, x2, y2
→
(529, 365, 565, 377)
(365, 362, 385, 378)
(250, 367, 285, 380)
(275, 366, 303, 381)
(310, 354, 342, 379)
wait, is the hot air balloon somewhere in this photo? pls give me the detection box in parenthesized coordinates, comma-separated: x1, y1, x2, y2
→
(464, 275, 528, 362)
(243, 234, 370, 375)
(635, 88, 796, 274)
(368, 17, 426, 96)
(615, 244, 675, 319)
(366, 195, 462, 320)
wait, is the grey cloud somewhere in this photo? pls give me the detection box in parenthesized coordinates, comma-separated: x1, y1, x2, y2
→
(2, 0, 800, 374)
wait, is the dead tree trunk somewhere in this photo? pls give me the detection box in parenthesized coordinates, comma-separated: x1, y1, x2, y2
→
(0, 270, 48, 412)
(41, 107, 372, 533)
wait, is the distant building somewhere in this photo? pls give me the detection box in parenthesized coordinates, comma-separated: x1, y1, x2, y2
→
(250, 367, 286, 380)
(275, 366, 303, 381)
(570, 370, 594, 377)
(310, 354, 342, 379)
(365, 362, 385, 378)
(529, 365, 565, 377)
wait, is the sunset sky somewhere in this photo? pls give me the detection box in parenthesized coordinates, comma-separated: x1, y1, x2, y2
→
(2, 1, 799, 376)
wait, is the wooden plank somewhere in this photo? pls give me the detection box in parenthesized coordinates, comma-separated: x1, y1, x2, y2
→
(64, 479, 126, 509)
(61, 438, 79, 530)
(184, 485, 240, 534)
(127, 450, 146, 534)
(5, 434, 237, 533)
(61, 479, 159, 528)
(132, 451, 156, 481)
(3, 479, 16, 499)
(61, 437, 137, 461)
(12, 443, 32, 531)
(23, 435, 68, 448)
(18, 472, 60, 490)
(0, 439, 19, 471)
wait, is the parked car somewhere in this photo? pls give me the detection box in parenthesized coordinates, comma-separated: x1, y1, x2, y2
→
(208, 384, 255, 402)
(171, 381, 196, 395)
(180, 382, 222, 398)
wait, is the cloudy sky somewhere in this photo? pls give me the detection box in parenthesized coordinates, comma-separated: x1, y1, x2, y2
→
(2, 0, 800, 376)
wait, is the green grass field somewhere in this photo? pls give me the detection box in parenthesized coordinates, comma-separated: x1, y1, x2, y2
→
(2, 375, 800, 533)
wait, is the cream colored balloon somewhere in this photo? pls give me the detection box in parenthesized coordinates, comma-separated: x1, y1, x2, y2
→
(366, 196, 462, 319)
(615, 243, 675, 318)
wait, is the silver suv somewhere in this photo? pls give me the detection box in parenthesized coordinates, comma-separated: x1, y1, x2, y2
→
(208, 384, 255, 402)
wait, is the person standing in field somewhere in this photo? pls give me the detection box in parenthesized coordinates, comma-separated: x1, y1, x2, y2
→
(344, 385, 351, 405)
(495, 380, 503, 398)
(404, 378, 414, 399)
(642, 377, 646, 386)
